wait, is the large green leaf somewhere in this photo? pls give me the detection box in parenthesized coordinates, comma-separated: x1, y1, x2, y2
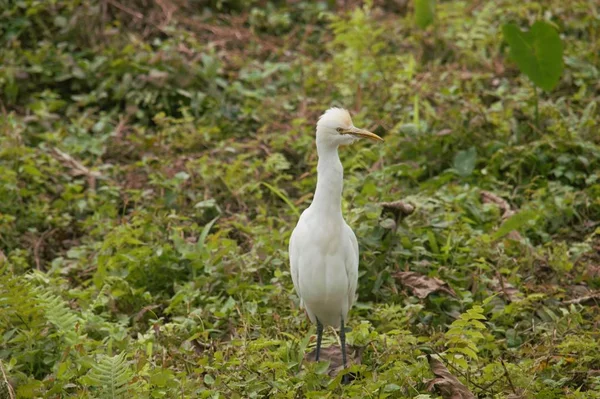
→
(502, 21, 564, 91)
(415, 0, 435, 29)
(492, 210, 537, 240)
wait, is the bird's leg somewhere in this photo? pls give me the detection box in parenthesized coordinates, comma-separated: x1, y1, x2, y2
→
(315, 319, 323, 361)
(340, 317, 349, 384)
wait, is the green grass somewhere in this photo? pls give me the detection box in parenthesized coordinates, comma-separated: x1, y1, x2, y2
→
(1, 0, 599, 397)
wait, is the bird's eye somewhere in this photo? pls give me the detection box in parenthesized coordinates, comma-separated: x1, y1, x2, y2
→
(336, 128, 343, 133)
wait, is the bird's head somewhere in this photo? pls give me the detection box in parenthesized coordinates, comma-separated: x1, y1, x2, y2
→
(316, 107, 383, 147)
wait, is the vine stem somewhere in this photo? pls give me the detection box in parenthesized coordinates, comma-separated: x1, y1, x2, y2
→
(534, 84, 540, 129)
(0, 359, 16, 399)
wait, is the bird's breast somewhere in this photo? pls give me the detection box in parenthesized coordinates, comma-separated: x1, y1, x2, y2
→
(309, 217, 344, 252)
(296, 219, 349, 295)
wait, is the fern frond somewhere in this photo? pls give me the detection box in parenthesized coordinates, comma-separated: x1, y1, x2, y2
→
(34, 289, 81, 333)
(86, 352, 137, 399)
(0, 266, 43, 326)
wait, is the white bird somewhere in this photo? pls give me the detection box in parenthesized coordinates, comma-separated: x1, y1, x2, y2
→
(289, 108, 383, 381)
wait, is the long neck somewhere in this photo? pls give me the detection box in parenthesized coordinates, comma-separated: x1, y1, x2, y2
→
(312, 140, 343, 215)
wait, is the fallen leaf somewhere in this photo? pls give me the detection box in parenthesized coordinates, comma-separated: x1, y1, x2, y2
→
(584, 264, 600, 280)
(480, 191, 515, 220)
(133, 304, 161, 322)
(380, 200, 415, 217)
(480, 191, 528, 241)
(569, 284, 591, 298)
(51, 147, 103, 189)
(493, 58, 506, 76)
(490, 275, 523, 302)
(426, 355, 475, 399)
(146, 69, 169, 86)
(394, 271, 456, 299)
(304, 345, 362, 378)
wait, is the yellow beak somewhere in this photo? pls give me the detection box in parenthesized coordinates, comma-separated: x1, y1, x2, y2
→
(342, 127, 384, 142)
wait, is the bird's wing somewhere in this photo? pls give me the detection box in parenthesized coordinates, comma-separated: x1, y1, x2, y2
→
(288, 221, 303, 307)
(344, 223, 359, 308)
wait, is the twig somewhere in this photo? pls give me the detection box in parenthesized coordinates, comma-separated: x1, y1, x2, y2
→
(50, 147, 102, 190)
(501, 359, 518, 395)
(0, 97, 7, 115)
(430, 348, 494, 394)
(533, 85, 540, 129)
(33, 228, 56, 271)
(563, 293, 600, 305)
(155, 0, 176, 27)
(105, 0, 143, 19)
(104, 0, 170, 36)
(478, 373, 506, 392)
(0, 359, 15, 399)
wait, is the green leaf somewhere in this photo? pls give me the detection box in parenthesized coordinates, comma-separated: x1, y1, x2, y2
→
(384, 383, 402, 392)
(427, 230, 439, 254)
(415, 0, 435, 29)
(197, 216, 219, 252)
(503, 21, 564, 91)
(453, 147, 477, 177)
(204, 374, 215, 385)
(465, 306, 486, 320)
(260, 182, 300, 217)
(492, 209, 537, 240)
(314, 360, 331, 375)
(150, 369, 174, 387)
(448, 346, 479, 360)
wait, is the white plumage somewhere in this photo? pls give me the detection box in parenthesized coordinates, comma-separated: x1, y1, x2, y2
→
(289, 205, 359, 328)
(289, 108, 383, 375)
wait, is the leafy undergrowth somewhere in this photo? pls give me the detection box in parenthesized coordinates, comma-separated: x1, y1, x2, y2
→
(1, 0, 599, 398)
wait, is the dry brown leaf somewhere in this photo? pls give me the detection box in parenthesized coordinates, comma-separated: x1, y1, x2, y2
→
(380, 200, 415, 216)
(426, 355, 475, 399)
(133, 304, 161, 322)
(505, 230, 524, 241)
(480, 191, 524, 240)
(304, 345, 362, 378)
(490, 275, 523, 302)
(584, 264, 600, 280)
(51, 147, 102, 189)
(569, 284, 591, 298)
(480, 191, 515, 220)
(394, 271, 456, 299)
